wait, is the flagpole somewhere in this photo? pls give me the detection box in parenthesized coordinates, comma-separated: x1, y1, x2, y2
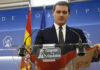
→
(43, 3, 46, 9)
(29, 0, 31, 10)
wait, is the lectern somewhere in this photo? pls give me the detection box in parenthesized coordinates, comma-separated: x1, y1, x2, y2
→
(29, 43, 97, 70)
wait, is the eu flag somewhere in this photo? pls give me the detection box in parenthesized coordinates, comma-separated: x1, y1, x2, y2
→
(40, 7, 46, 29)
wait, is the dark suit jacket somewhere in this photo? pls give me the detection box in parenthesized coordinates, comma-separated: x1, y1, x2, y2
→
(35, 25, 87, 44)
(34, 25, 88, 55)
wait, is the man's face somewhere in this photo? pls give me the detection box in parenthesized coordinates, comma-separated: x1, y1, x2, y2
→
(52, 5, 70, 26)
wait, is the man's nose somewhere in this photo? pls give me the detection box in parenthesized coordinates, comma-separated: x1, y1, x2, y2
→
(60, 12, 64, 16)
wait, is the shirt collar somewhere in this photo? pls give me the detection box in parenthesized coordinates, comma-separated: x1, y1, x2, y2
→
(54, 22, 66, 30)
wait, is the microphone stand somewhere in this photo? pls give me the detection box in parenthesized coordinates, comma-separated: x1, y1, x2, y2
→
(68, 28, 87, 56)
(18, 29, 36, 57)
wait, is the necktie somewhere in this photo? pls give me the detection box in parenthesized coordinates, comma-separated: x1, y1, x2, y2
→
(59, 26, 64, 55)
(59, 26, 64, 44)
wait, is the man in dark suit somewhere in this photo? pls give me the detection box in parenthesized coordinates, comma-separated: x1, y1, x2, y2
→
(35, 1, 100, 55)
(35, 1, 87, 44)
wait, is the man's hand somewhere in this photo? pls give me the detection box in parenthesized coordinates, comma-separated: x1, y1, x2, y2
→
(91, 44, 100, 62)
(92, 44, 100, 55)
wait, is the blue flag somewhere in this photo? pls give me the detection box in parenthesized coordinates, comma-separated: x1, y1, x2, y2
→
(40, 7, 46, 29)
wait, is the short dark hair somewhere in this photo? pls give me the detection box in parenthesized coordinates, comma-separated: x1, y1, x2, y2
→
(53, 1, 70, 12)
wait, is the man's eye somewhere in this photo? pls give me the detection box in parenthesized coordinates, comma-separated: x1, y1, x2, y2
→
(56, 11, 68, 14)
(63, 11, 67, 14)
(56, 11, 61, 14)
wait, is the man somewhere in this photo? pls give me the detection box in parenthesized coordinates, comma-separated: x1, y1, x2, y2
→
(35, 1, 100, 56)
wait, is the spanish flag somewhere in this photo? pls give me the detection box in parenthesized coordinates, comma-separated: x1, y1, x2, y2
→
(20, 7, 32, 70)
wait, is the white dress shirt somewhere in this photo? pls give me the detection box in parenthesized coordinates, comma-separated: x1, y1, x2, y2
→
(54, 23, 66, 42)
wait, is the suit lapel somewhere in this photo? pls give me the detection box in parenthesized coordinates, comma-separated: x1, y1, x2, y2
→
(65, 26, 73, 43)
(51, 25, 59, 43)
(65, 26, 69, 43)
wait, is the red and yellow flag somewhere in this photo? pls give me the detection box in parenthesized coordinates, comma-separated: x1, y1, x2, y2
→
(20, 7, 32, 70)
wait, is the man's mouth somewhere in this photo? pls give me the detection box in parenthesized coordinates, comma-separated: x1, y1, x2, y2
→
(59, 17, 64, 20)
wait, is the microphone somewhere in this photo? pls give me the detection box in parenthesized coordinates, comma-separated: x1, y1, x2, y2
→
(18, 29, 36, 56)
(68, 28, 86, 56)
